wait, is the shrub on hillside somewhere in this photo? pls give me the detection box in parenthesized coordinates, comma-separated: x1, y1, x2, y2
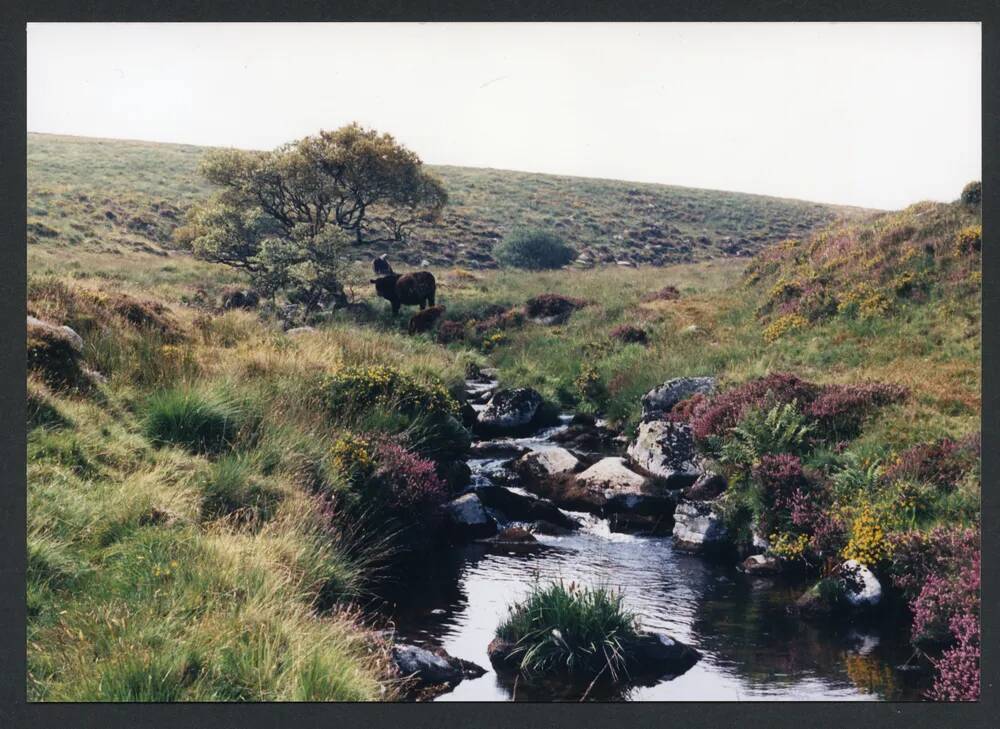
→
(960, 180, 981, 207)
(323, 365, 459, 421)
(805, 382, 908, 441)
(610, 324, 648, 345)
(719, 400, 814, 470)
(642, 285, 681, 302)
(524, 293, 586, 322)
(494, 581, 641, 680)
(884, 435, 980, 492)
(688, 373, 820, 442)
(494, 229, 576, 270)
(143, 388, 247, 454)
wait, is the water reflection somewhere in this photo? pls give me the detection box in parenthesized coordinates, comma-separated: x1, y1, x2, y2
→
(378, 524, 928, 701)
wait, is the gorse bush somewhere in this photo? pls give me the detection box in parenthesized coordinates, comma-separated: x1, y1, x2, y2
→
(323, 365, 458, 421)
(142, 388, 246, 454)
(496, 581, 641, 681)
(494, 229, 576, 270)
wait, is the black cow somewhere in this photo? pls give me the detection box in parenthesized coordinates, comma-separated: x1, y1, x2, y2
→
(371, 258, 436, 315)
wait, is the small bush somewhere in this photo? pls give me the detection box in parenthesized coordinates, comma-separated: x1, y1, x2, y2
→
(143, 388, 245, 454)
(805, 383, 907, 441)
(885, 436, 979, 492)
(842, 504, 892, 566)
(496, 581, 641, 680)
(960, 180, 981, 207)
(524, 293, 586, 321)
(689, 373, 819, 442)
(610, 324, 648, 345)
(642, 285, 680, 302)
(323, 365, 458, 421)
(436, 319, 467, 344)
(494, 229, 576, 270)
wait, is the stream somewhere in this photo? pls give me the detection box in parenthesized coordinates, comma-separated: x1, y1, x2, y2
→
(378, 377, 930, 701)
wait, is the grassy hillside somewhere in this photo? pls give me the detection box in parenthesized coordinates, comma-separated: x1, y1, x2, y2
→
(27, 132, 871, 269)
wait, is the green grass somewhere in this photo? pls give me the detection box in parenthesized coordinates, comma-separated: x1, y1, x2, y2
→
(496, 581, 641, 681)
(142, 387, 248, 455)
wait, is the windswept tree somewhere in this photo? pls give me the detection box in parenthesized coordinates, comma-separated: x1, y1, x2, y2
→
(176, 123, 447, 307)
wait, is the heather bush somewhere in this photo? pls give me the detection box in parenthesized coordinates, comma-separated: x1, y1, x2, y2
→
(805, 382, 907, 441)
(887, 526, 979, 598)
(436, 319, 467, 344)
(689, 373, 820, 442)
(884, 435, 980, 492)
(610, 324, 648, 345)
(911, 547, 979, 647)
(642, 285, 680, 302)
(928, 610, 980, 701)
(524, 293, 586, 321)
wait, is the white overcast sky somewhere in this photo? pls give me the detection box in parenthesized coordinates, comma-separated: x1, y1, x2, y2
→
(27, 22, 980, 210)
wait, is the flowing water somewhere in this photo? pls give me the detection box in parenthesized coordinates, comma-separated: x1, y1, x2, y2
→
(380, 381, 929, 701)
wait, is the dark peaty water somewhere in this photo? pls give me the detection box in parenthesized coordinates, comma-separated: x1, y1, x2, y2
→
(379, 402, 930, 701)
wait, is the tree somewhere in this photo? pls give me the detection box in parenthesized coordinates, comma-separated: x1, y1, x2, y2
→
(177, 123, 447, 306)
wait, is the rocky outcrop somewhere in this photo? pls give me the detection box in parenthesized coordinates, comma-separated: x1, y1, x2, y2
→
(443, 493, 497, 540)
(626, 420, 703, 489)
(473, 483, 579, 530)
(27, 316, 88, 390)
(476, 388, 552, 435)
(672, 500, 729, 553)
(640, 376, 716, 421)
(551, 421, 619, 453)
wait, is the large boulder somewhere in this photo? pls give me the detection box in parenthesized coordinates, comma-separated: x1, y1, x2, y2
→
(672, 500, 729, 553)
(640, 376, 716, 421)
(473, 483, 579, 530)
(551, 422, 619, 453)
(512, 447, 582, 487)
(626, 421, 703, 489)
(794, 560, 883, 616)
(443, 493, 497, 540)
(476, 388, 550, 435)
(574, 457, 676, 517)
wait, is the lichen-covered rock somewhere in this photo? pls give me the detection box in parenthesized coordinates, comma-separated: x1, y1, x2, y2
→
(285, 325, 317, 336)
(476, 387, 546, 434)
(672, 500, 729, 553)
(794, 560, 883, 616)
(626, 420, 703, 489)
(513, 447, 582, 487)
(574, 457, 675, 516)
(443, 493, 497, 540)
(640, 376, 716, 421)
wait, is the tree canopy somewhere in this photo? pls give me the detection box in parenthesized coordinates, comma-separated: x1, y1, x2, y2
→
(176, 123, 447, 305)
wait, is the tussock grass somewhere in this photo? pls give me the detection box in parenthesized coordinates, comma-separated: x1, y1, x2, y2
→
(497, 581, 641, 680)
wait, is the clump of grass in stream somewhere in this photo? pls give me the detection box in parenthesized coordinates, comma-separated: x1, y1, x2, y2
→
(496, 581, 641, 681)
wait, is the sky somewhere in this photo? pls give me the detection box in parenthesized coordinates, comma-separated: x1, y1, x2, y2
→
(27, 22, 981, 210)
